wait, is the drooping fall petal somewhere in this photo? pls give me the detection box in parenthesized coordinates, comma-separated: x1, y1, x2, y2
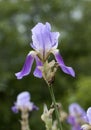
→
(53, 49, 75, 77)
(15, 52, 35, 79)
(33, 56, 43, 78)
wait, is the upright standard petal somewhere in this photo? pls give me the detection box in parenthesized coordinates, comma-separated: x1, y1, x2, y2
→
(33, 56, 43, 78)
(31, 23, 51, 58)
(15, 51, 35, 79)
(52, 49, 75, 77)
(17, 91, 31, 105)
(31, 22, 60, 60)
(69, 103, 86, 116)
(51, 32, 60, 49)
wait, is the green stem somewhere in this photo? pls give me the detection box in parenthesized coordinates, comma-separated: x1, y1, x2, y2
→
(48, 85, 62, 130)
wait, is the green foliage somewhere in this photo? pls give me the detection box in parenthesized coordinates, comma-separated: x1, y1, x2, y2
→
(76, 76, 91, 109)
(0, 0, 91, 130)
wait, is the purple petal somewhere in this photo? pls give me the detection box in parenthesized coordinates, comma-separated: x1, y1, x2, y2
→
(31, 23, 51, 56)
(12, 91, 39, 112)
(87, 107, 91, 124)
(72, 125, 81, 130)
(51, 32, 60, 49)
(31, 22, 60, 60)
(53, 50, 75, 77)
(11, 106, 18, 113)
(17, 91, 31, 103)
(45, 22, 51, 30)
(33, 56, 43, 78)
(15, 52, 34, 79)
(69, 103, 86, 116)
(32, 104, 39, 111)
(67, 116, 75, 125)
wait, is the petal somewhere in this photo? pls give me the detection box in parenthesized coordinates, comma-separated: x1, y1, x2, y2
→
(31, 23, 52, 55)
(33, 56, 43, 78)
(72, 125, 81, 130)
(67, 116, 75, 125)
(32, 104, 39, 111)
(31, 23, 46, 52)
(51, 32, 60, 49)
(87, 107, 91, 124)
(45, 22, 60, 49)
(69, 103, 86, 116)
(53, 49, 75, 77)
(45, 22, 51, 31)
(27, 102, 39, 111)
(17, 91, 31, 102)
(31, 22, 60, 60)
(15, 51, 35, 79)
(11, 106, 18, 113)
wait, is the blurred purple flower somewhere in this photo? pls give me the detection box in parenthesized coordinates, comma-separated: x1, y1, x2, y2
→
(86, 107, 91, 125)
(81, 107, 91, 130)
(11, 91, 38, 113)
(69, 103, 86, 117)
(15, 22, 75, 79)
(68, 103, 86, 130)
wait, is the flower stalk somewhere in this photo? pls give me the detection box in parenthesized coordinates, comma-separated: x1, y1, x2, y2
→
(15, 22, 75, 130)
(12, 91, 38, 130)
(21, 110, 30, 130)
(48, 84, 63, 130)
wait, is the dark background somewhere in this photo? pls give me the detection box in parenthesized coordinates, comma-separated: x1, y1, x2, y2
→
(0, 0, 91, 130)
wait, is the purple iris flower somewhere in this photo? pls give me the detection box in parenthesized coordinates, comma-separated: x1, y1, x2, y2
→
(68, 103, 86, 130)
(81, 107, 91, 130)
(15, 22, 75, 79)
(11, 91, 38, 113)
(85, 107, 91, 125)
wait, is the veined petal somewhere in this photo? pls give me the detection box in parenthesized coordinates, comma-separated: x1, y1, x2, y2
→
(31, 23, 52, 57)
(15, 51, 36, 79)
(51, 32, 60, 49)
(33, 56, 43, 78)
(52, 49, 75, 77)
(31, 22, 60, 60)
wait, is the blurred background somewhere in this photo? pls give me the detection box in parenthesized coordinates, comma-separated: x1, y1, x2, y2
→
(0, 0, 91, 130)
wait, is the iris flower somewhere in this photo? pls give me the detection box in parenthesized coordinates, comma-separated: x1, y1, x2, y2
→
(81, 107, 91, 130)
(68, 103, 86, 130)
(12, 91, 38, 113)
(15, 22, 75, 79)
(86, 107, 91, 125)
